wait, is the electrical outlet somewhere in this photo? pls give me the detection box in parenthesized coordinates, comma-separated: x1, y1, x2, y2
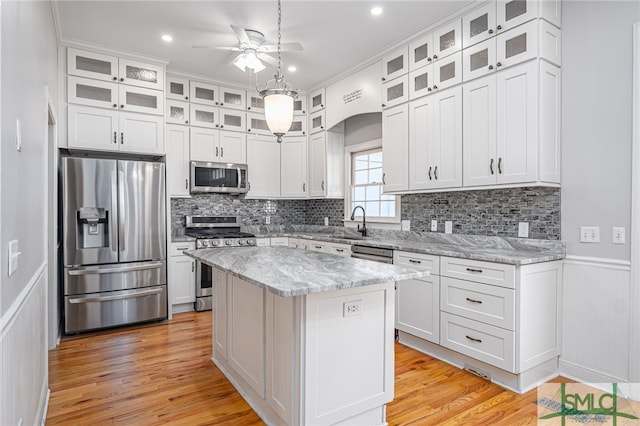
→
(431, 220, 437, 232)
(518, 222, 529, 238)
(401, 220, 410, 231)
(612, 227, 626, 244)
(265, 216, 271, 225)
(580, 226, 600, 243)
(343, 300, 362, 317)
(324, 217, 329, 226)
(445, 221, 453, 234)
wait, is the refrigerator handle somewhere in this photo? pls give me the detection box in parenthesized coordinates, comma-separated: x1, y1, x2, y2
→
(118, 169, 126, 252)
(111, 171, 118, 252)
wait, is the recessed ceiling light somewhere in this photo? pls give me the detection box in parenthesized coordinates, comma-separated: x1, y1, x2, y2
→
(370, 6, 383, 16)
(161, 34, 173, 42)
(288, 66, 297, 72)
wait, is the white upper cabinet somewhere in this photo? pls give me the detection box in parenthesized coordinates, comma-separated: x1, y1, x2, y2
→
(118, 112, 164, 155)
(497, 0, 561, 33)
(190, 103, 219, 129)
(165, 99, 190, 125)
(247, 113, 273, 136)
(308, 132, 326, 197)
(218, 130, 247, 164)
(219, 87, 246, 111)
(382, 46, 409, 83)
(190, 81, 220, 106)
(382, 103, 409, 192)
(68, 48, 119, 83)
(462, 2, 497, 48)
(280, 136, 308, 198)
(165, 124, 190, 197)
(463, 38, 497, 81)
(287, 116, 307, 137)
(382, 75, 409, 109)
(246, 92, 265, 113)
(496, 19, 538, 69)
(309, 110, 325, 134)
(118, 85, 163, 115)
(219, 108, 246, 133)
(433, 52, 462, 91)
(68, 105, 119, 152)
(190, 126, 219, 162)
(293, 96, 307, 115)
(433, 19, 462, 61)
(409, 96, 435, 190)
(118, 58, 164, 91)
(246, 136, 281, 198)
(409, 33, 434, 72)
(309, 88, 325, 114)
(166, 76, 190, 101)
(68, 76, 119, 110)
(409, 64, 434, 100)
(308, 130, 344, 198)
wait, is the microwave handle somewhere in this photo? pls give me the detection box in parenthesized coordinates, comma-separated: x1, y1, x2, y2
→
(237, 167, 242, 190)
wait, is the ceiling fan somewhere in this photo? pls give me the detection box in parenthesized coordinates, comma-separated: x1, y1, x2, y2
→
(192, 24, 303, 73)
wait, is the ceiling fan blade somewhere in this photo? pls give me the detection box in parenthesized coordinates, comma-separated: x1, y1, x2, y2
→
(260, 42, 303, 53)
(191, 45, 242, 51)
(230, 24, 250, 45)
(257, 53, 279, 67)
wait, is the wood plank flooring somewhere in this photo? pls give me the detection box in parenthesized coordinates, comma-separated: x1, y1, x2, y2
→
(47, 312, 567, 425)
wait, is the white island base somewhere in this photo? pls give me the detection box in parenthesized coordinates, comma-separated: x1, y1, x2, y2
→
(212, 270, 395, 426)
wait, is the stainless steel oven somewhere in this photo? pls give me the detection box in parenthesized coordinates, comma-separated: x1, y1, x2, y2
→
(190, 161, 248, 194)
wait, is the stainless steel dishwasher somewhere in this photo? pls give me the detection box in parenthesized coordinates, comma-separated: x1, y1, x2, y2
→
(351, 245, 394, 264)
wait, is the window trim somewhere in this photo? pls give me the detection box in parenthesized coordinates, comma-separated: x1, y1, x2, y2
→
(343, 139, 401, 224)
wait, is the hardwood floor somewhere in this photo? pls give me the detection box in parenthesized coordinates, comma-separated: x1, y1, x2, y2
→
(47, 312, 566, 425)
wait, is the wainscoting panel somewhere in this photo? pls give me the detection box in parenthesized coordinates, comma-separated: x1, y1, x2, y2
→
(560, 256, 631, 383)
(1, 264, 49, 426)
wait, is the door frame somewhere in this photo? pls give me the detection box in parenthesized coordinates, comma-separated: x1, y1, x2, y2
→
(630, 22, 640, 384)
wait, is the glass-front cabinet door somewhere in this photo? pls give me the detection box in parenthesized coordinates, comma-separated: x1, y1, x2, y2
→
(219, 87, 246, 111)
(309, 88, 325, 114)
(166, 76, 190, 101)
(246, 92, 265, 113)
(496, 20, 537, 69)
(409, 33, 434, 72)
(382, 46, 409, 82)
(118, 85, 164, 115)
(68, 76, 118, 109)
(309, 110, 325, 134)
(118, 58, 164, 91)
(433, 19, 462, 61)
(68, 48, 119, 82)
(189, 104, 219, 129)
(166, 100, 190, 125)
(247, 113, 273, 136)
(190, 81, 220, 106)
(462, 2, 496, 48)
(462, 38, 497, 81)
(219, 108, 246, 132)
(497, 0, 536, 32)
(287, 116, 307, 137)
(294, 96, 307, 115)
(408, 65, 434, 100)
(433, 53, 462, 92)
(382, 75, 409, 109)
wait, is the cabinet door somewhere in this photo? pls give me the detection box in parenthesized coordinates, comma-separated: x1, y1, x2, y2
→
(118, 85, 163, 115)
(190, 103, 219, 129)
(219, 86, 246, 111)
(213, 269, 228, 360)
(68, 104, 119, 152)
(166, 100, 190, 125)
(308, 132, 326, 197)
(169, 255, 195, 305)
(408, 64, 434, 100)
(431, 87, 463, 189)
(382, 75, 409, 109)
(409, 96, 434, 191)
(68, 76, 118, 109)
(382, 46, 409, 82)
(190, 126, 219, 162)
(497, 0, 537, 32)
(496, 61, 538, 184)
(281, 136, 307, 198)
(396, 276, 440, 343)
(433, 19, 462, 60)
(119, 112, 164, 155)
(166, 124, 191, 197)
(433, 52, 462, 91)
(409, 33, 434, 72)
(309, 88, 325, 114)
(309, 110, 325, 134)
(287, 116, 307, 137)
(219, 131, 247, 164)
(462, 2, 496, 48)
(463, 38, 497, 82)
(247, 92, 265, 113)
(293, 96, 307, 115)
(118, 58, 164, 91)
(219, 108, 246, 132)
(247, 113, 273, 136)
(496, 19, 538, 70)
(382, 104, 409, 192)
(246, 137, 281, 198)
(190, 81, 220, 106)
(463, 74, 498, 187)
(166, 76, 190, 101)
(67, 48, 118, 82)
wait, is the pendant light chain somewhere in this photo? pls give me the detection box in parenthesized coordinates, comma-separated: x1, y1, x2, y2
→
(277, 0, 282, 75)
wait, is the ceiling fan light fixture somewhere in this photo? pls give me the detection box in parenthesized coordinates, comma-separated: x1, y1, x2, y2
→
(245, 51, 265, 72)
(232, 54, 247, 71)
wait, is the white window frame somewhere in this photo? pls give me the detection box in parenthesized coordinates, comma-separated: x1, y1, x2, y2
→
(344, 139, 401, 226)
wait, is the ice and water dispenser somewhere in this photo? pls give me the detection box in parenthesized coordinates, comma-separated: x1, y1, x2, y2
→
(76, 207, 109, 249)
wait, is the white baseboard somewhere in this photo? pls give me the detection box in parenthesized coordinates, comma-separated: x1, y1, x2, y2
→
(559, 359, 630, 384)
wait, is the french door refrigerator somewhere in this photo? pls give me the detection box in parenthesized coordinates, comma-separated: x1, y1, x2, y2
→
(62, 157, 167, 333)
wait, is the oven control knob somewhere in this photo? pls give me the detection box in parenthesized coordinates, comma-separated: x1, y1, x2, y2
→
(211, 240, 219, 246)
(196, 241, 202, 249)
(247, 239, 255, 246)
(202, 240, 210, 247)
(225, 240, 232, 246)
(238, 239, 245, 245)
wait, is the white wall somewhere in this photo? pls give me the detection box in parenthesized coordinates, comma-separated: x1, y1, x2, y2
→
(344, 113, 382, 146)
(0, 0, 58, 424)
(561, 1, 638, 261)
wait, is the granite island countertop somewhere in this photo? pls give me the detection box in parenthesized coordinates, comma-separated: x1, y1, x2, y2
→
(184, 246, 430, 297)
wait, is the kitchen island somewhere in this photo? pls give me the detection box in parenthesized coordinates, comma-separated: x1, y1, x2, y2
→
(185, 246, 430, 426)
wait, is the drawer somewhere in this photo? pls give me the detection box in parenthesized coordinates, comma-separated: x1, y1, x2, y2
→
(270, 237, 289, 246)
(327, 242, 351, 257)
(440, 257, 515, 288)
(170, 241, 195, 256)
(308, 241, 326, 252)
(255, 238, 270, 247)
(440, 277, 515, 330)
(288, 238, 299, 248)
(440, 312, 515, 372)
(394, 251, 440, 274)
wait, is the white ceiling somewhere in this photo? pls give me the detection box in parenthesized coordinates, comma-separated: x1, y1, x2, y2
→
(54, 0, 473, 91)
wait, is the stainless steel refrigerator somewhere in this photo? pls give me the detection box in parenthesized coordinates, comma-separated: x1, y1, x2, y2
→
(62, 157, 167, 333)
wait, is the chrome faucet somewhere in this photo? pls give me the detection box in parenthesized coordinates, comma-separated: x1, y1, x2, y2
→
(350, 206, 367, 237)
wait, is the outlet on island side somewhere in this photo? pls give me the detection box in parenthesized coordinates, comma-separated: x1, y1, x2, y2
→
(518, 222, 529, 238)
(431, 220, 437, 232)
(324, 217, 329, 226)
(265, 216, 271, 225)
(445, 221, 453, 234)
(343, 300, 362, 317)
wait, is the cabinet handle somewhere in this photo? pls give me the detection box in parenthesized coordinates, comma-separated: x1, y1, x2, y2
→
(216, 147, 219, 157)
(466, 267, 484, 273)
(302, 182, 306, 192)
(185, 179, 188, 189)
(215, 102, 219, 105)
(488, 29, 494, 34)
(498, 157, 503, 174)
(434, 166, 438, 180)
(466, 335, 482, 343)
(488, 65, 494, 70)
(409, 259, 422, 264)
(490, 158, 494, 175)
(496, 62, 502, 68)
(176, 246, 189, 251)
(248, 182, 251, 190)
(113, 132, 117, 144)
(336, 249, 344, 252)
(497, 25, 502, 30)
(321, 180, 325, 191)
(192, 262, 194, 272)
(428, 166, 432, 180)
(220, 147, 224, 157)
(382, 173, 386, 185)
(465, 297, 483, 304)
(120, 133, 124, 144)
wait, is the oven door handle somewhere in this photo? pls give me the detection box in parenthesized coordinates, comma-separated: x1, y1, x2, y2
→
(68, 287, 163, 304)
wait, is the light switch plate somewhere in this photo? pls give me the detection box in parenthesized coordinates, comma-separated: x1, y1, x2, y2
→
(518, 222, 529, 238)
(431, 220, 437, 232)
(16, 119, 22, 152)
(445, 221, 453, 234)
(580, 226, 600, 243)
(612, 227, 626, 244)
(8, 239, 20, 276)
(401, 220, 410, 231)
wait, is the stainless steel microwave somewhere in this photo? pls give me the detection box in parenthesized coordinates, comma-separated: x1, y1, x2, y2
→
(190, 161, 248, 194)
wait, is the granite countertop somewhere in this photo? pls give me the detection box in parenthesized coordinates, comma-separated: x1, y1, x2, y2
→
(171, 234, 196, 243)
(184, 246, 430, 297)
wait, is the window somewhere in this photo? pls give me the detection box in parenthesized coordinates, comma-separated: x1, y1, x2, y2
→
(348, 148, 398, 221)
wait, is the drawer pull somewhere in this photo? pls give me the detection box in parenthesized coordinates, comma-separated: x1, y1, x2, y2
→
(466, 335, 482, 343)
(465, 297, 483, 304)
(176, 247, 189, 251)
(336, 249, 344, 252)
(409, 259, 422, 264)
(466, 267, 484, 273)
(314, 245, 322, 249)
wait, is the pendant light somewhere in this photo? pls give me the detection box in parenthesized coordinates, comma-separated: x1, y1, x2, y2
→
(258, 0, 298, 143)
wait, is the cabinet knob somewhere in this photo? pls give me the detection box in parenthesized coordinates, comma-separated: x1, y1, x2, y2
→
(303, 131, 306, 135)
(382, 77, 386, 82)
(113, 76, 117, 81)
(497, 25, 502, 30)
(215, 102, 219, 105)
(321, 104, 324, 108)
(113, 104, 117, 108)
(247, 106, 251, 110)
(248, 129, 251, 132)
(220, 125, 224, 128)
(427, 57, 432, 62)
(220, 103, 224, 106)
(433, 85, 438, 90)
(120, 104, 124, 108)
(427, 87, 432, 92)
(120, 78, 124, 82)
(185, 96, 189, 100)
(496, 62, 502, 67)
(302, 110, 306, 114)
(382, 104, 386, 108)
(488, 29, 494, 34)
(215, 124, 219, 128)
(185, 120, 189, 124)
(488, 65, 494, 70)
(433, 54, 438, 59)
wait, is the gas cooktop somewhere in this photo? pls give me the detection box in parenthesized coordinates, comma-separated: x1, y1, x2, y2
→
(184, 215, 256, 249)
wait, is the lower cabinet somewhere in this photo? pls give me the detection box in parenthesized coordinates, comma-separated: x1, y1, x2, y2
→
(307, 240, 351, 257)
(168, 242, 195, 312)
